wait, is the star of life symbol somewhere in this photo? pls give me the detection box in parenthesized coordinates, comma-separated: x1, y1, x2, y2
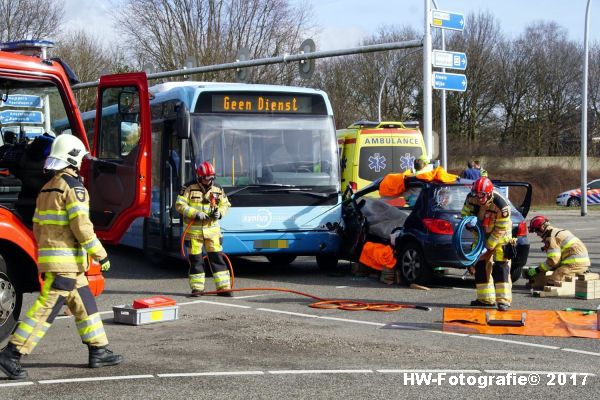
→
(400, 153, 416, 171)
(368, 153, 387, 172)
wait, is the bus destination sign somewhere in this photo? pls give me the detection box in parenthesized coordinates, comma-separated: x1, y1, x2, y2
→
(211, 94, 313, 114)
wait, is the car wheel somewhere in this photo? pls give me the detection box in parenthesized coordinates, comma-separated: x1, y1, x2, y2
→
(266, 255, 297, 265)
(567, 197, 581, 207)
(316, 254, 339, 272)
(510, 263, 523, 283)
(398, 243, 432, 285)
(0, 255, 23, 346)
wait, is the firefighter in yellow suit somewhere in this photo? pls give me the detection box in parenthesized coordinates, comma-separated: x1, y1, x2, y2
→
(0, 135, 122, 380)
(526, 215, 590, 289)
(461, 177, 513, 311)
(176, 161, 232, 297)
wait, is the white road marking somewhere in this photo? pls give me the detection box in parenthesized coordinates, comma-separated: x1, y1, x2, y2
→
(158, 371, 264, 377)
(268, 369, 373, 374)
(335, 286, 348, 289)
(256, 308, 319, 318)
(450, 287, 472, 291)
(428, 330, 469, 337)
(0, 381, 35, 387)
(468, 335, 560, 349)
(38, 374, 154, 384)
(233, 294, 273, 299)
(561, 348, 600, 357)
(191, 300, 251, 309)
(4, 369, 597, 389)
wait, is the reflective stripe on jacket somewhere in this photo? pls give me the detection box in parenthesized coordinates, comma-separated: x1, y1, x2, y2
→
(32, 169, 107, 273)
(175, 182, 230, 240)
(539, 226, 590, 272)
(461, 191, 512, 251)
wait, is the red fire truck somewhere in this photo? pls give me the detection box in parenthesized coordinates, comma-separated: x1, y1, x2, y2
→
(0, 40, 153, 342)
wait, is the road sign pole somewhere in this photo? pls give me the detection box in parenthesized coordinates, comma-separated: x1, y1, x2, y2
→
(581, 0, 591, 216)
(423, 0, 433, 160)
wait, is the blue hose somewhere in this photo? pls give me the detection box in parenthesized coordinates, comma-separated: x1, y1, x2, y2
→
(452, 216, 485, 266)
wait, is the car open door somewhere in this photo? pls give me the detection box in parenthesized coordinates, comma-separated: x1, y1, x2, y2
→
(86, 72, 151, 243)
(492, 181, 532, 218)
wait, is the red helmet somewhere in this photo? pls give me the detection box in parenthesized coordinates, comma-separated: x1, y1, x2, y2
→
(196, 161, 215, 178)
(471, 177, 493, 204)
(528, 215, 549, 233)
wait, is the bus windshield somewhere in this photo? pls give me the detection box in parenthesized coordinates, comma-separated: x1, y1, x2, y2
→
(189, 114, 339, 190)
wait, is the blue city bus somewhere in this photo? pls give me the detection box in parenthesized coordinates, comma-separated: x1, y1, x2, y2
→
(57, 81, 341, 268)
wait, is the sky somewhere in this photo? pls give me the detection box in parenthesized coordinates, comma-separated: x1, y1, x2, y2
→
(63, 0, 599, 51)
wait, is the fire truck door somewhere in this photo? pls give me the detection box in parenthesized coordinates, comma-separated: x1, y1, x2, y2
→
(87, 72, 151, 244)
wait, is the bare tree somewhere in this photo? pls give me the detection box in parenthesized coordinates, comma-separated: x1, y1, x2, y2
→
(53, 30, 130, 111)
(444, 12, 504, 152)
(111, 0, 314, 83)
(0, 0, 65, 42)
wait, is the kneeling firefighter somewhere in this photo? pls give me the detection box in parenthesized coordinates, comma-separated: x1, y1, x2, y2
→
(461, 177, 513, 311)
(0, 135, 122, 380)
(176, 161, 232, 297)
(526, 215, 590, 289)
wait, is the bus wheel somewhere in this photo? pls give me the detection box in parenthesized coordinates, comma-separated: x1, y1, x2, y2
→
(266, 255, 297, 265)
(316, 254, 339, 272)
(0, 255, 22, 346)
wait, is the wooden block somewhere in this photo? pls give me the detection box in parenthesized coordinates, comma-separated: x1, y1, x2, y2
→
(577, 273, 600, 281)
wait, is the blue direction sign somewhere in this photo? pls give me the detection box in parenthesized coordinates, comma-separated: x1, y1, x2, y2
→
(431, 10, 465, 31)
(0, 94, 43, 108)
(0, 110, 44, 124)
(432, 72, 467, 92)
(432, 50, 467, 70)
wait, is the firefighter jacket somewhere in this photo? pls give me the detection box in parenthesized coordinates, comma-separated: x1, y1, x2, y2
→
(175, 181, 231, 240)
(539, 226, 590, 272)
(32, 169, 107, 273)
(461, 191, 512, 251)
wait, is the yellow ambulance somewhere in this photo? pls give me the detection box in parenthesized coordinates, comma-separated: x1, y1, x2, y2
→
(337, 120, 427, 193)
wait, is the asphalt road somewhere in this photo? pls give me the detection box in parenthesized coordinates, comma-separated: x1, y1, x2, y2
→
(1, 209, 599, 399)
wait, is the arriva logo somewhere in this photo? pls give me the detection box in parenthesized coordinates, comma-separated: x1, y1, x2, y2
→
(242, 208, 272, 228)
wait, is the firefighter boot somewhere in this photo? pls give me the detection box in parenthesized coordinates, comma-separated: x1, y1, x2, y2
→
(89, 346, 124, 368)
(0, 343, 28, 380)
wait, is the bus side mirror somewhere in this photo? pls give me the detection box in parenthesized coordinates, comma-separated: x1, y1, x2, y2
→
(176, 102, 190, 139)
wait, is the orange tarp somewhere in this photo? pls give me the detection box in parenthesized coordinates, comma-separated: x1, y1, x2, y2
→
(379, 167, 458, 197)
(443, 308, 600, 339)
(358, 242, 396, 271)
(379, 172, 409, 197)
(416, 166, 459, 183)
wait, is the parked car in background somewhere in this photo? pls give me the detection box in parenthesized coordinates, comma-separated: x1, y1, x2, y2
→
(339, 178, 532, 285)
(556, 179, 600, 207)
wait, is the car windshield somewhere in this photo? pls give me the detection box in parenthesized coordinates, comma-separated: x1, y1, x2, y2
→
(432, 184, 520, 214)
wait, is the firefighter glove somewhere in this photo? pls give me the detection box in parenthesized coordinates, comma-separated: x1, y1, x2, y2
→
(99, 257, 111, 272)
(466, 218, 477, 229)
(212, 210, 222, 220)
(527, 267, 540, 278)
(195, 211, 208, 221)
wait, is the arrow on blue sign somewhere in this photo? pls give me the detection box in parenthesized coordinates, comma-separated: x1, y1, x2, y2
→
(431, 10, 465, 31)
(0, 110, 44, 124)
(432, 72, 468, 92)
(432, 50, 467, 70)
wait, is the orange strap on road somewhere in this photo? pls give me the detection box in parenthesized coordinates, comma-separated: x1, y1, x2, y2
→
(443, 308, 600, 339)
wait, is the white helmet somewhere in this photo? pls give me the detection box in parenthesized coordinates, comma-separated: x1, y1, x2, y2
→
(46, 134, 89, 170)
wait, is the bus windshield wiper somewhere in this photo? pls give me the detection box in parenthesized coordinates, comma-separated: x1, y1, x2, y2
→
(226, 183, 295, 197)
(255, 187, 336, 198)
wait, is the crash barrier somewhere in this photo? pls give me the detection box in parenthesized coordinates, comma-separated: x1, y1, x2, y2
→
(443, 308, 600, 339)
(452, 216, 485, 266)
